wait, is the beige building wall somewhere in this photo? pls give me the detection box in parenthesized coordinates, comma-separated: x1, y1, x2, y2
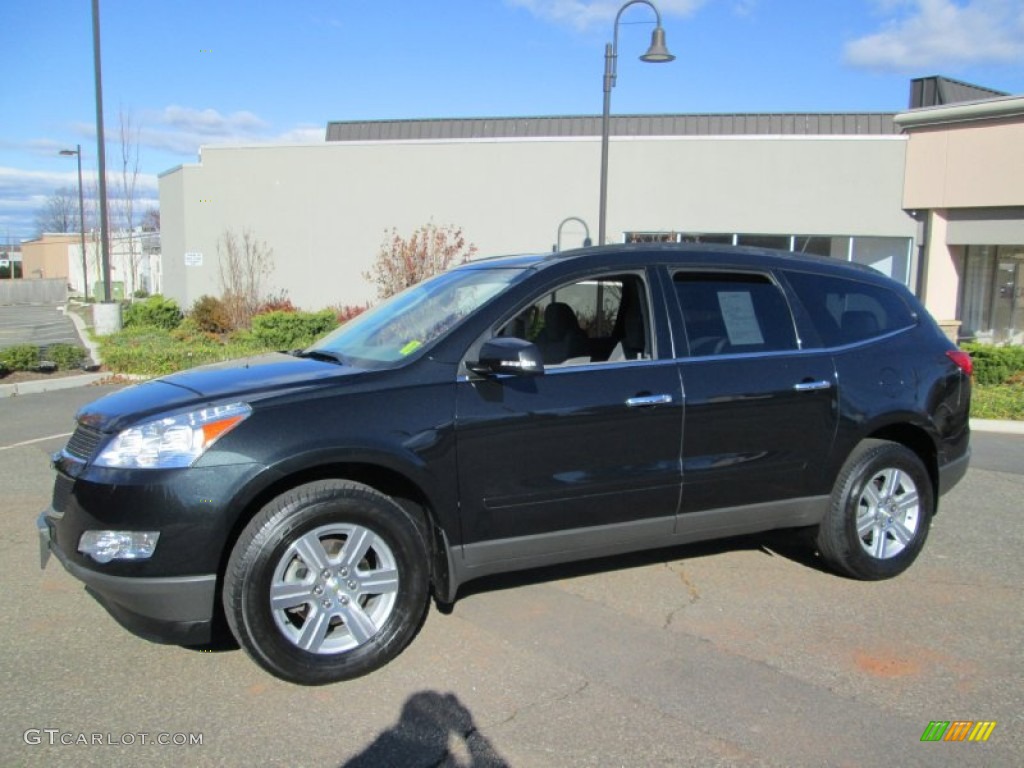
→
(902, 113, 1024, 210)
(21, 234, 76, 281)
(897, 96, 1024, 333)
(159, 135, 914, 312)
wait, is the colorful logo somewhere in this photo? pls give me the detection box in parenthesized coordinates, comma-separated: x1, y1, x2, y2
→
(920, 721, 997, 742)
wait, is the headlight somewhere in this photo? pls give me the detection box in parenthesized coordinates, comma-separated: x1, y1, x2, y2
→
(94, 402, 252, 469)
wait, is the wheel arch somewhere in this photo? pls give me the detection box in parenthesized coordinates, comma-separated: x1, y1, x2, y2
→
(216, 459, 456, 620)
(865, 422, 939, 504)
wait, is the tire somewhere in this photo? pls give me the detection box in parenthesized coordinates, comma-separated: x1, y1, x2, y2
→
(224, 480, 430, 685)
(816, 439, 934, 580)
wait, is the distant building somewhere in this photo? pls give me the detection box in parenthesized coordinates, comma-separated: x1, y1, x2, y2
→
(159, 75, 1023, 343)
(20, 231, 162, 299)
(0, 244, 22, 278)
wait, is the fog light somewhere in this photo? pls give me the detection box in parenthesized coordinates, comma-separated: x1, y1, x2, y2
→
(78, 531, 160, 564)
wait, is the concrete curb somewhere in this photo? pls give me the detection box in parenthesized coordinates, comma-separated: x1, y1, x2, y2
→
(62, 303, 103, 366)
(971, 418, 1024, 435)
(0, 373, 109, 398)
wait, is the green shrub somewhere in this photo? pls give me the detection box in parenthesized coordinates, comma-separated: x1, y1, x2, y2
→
(170, 317, 222, 345)
(46, 344, 87, 371)
(250, 310, 338, 350)
(124, 295, 183, 330)
(190, 295, 234, 334)
(99, 328, 239, 376)
(0, 344, 39, 371)
(962, 343, 1024, 386)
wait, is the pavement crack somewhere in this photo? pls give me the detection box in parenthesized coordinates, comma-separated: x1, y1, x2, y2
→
(490, 678, 590, 730)
(663, 561, 700, 630)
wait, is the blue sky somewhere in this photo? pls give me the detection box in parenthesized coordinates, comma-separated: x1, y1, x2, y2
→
(2, 0, 1023, 243)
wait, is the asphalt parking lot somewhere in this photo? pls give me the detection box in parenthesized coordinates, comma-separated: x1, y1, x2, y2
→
(1, 385, 1021, 767)
(0, 303, 82, 352)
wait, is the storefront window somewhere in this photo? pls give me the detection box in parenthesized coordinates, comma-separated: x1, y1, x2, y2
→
(961, 246, 1023, 343)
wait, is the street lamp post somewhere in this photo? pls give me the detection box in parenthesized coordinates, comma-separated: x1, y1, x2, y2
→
(91, 0, 113, 304)
(553, 216, 593, 252)
(598, 0, 674, 246)
(59, 145, 89, 299)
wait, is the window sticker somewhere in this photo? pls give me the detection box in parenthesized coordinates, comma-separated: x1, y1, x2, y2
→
(718, 291, 764, 345)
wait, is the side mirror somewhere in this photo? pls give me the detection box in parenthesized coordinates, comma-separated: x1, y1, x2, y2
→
(468, 337, 545, 377)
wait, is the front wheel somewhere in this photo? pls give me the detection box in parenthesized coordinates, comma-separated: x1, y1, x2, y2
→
(224, 480, 430, 684)
(816, 440, 934, 580)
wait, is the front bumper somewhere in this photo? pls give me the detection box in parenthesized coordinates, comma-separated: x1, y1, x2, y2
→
(38, 509, 216, 645)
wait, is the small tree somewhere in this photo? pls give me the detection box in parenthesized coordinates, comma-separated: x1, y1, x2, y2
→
(36, 187, 79, 235)
(141, 207, 160, 231)
(117, 109, 143, 295)
(218, 228, 274, 330)
(365, 222, 478, 300)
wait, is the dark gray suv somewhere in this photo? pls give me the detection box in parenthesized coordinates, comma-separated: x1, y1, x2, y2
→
(38, 244, 972, 684)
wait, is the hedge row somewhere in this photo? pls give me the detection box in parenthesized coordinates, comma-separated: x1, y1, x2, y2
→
(0, 343, 87, 372)
(97, 310, 339, 376)
(962, 343, 1024, 386)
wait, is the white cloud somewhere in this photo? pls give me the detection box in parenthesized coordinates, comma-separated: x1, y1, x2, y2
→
(508, 0, 708, 30)
(0, 167, 80, 198)
(845, 0, 1024, 71)
(2, 109, 322, 239)
(135, 106, 323, 155)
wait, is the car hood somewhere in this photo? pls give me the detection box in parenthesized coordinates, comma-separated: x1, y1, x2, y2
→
(77, 353, 366, 433)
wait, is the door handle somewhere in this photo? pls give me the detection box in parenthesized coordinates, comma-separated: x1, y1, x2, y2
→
(794, 380, 832, 392)
(626, 394, 674, 407)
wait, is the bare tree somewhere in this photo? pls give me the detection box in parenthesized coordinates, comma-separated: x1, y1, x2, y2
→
(217, 228, 274, 329)
(141, 207, 160, 232)
(365, 222, 478, 300)
(117, 109, 143, 295)
(35, 187, 79, 235)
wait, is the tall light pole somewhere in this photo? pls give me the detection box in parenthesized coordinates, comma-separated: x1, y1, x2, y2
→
(92, 0, 112, 303)
(598, 0, 674, 246)
(59, 145, 89, 299)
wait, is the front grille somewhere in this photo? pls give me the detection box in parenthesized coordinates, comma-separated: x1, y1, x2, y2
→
(65, 424, 104, 461)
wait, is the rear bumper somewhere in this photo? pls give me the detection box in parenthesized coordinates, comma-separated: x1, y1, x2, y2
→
(937, 447, 971, 498)
(37, 509, 216, 646)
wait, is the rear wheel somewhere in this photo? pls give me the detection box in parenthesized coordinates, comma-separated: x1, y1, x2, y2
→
(816, 440, 934, 580)
(224, 480, 430, 684)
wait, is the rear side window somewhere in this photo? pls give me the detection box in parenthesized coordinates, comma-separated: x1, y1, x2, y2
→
(785, 271, 916, 347)
(674, 272, 798, 356)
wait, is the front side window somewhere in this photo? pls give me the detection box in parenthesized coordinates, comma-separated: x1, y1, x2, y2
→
(785, 271, 916, 347)
(309, 267, 525, 367)
(496, 273, 651, 366)
(674, 272, 798, 356)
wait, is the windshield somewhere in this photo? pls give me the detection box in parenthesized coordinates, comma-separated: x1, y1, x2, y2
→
(308, 267, 525, 366)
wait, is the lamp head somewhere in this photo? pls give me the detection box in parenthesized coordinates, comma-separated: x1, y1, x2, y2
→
(59, 149, 79, 156)
(640, 26, 674, 63)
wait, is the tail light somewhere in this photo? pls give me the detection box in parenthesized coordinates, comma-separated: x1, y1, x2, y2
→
(946, 349, 973, 377)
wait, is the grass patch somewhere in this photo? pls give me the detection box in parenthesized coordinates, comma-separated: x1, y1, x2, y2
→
(971, 384, 1024, 421)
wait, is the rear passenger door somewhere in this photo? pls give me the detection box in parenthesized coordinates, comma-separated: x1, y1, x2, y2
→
(669, 270, 839, 515)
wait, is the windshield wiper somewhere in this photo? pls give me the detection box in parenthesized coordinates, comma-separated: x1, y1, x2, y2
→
(292, 349, 348, 366)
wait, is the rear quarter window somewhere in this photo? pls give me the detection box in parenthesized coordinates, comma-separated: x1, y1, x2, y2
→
(785, 271, 916, 347)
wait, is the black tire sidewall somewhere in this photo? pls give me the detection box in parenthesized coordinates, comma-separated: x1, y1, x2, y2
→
(226, 482, 429, 685)
(825, 442, 934, 580)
